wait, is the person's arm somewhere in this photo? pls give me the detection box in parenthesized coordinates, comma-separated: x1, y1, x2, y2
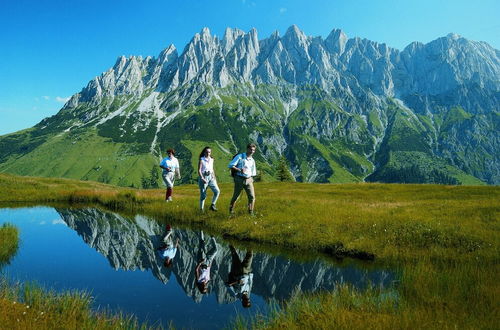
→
(227, 154, 240, 170)
(198, 159, 206, 183)
(195, 263, 202, 278)
(175, 238, 180, 248)
(175, 159, 181, 179)
(228, 154, 241, 171)
(251, 160, 257, 177)
(159, 158, 167, 170)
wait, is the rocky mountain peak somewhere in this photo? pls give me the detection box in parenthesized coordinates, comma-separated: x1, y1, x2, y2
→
(222, 27, 245, 52)
(325, 28, 348, 54)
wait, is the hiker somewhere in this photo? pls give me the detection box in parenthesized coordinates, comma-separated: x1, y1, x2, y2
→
(160, 148, 181, 202)
(195, 230, 219, 294)
(225, 245, 254, 308)
(157, 224, 180, 268)
(228, 143, 257, 215)
(198, 146, 220, 211)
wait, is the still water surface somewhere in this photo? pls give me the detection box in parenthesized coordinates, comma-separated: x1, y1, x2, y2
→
(0, 206, 393, 329)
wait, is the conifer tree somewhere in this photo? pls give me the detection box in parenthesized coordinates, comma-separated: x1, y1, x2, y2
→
(276, 156, 295, 182)
(149, 165, 159, 188)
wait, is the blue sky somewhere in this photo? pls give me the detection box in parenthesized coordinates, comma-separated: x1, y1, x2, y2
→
(0, 0, 499, 135)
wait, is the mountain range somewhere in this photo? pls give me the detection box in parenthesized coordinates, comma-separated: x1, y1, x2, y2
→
(1, 25, 498, 186)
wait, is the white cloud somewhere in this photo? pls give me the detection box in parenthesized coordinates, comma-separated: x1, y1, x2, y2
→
(279, 7, 287, 14)
(39, 221, 46, 225)
(55, 96, 70, 103)
(42, 96, 50, 100)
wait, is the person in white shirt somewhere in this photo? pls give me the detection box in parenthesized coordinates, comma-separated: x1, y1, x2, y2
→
(195, 230, 219, 294)
(159, 148, 181, 202)
(228, 143, 257, 215)
(157, 224, 180, 268)
(225, 245, 254, 308)
(197, 147, 220, 211)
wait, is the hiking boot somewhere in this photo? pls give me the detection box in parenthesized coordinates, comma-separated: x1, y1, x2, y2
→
(229, 206, 234, 214)
(210, 204, 218, 212)
(167, 196, 173, 202)
(248, 209, 254, 216)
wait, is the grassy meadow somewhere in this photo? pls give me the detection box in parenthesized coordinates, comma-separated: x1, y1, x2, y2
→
(0, 173, 498, 329)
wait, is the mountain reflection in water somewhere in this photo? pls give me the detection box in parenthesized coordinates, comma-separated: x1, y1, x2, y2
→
(58, 208, 392, 303)
(0, 207, 394, 328)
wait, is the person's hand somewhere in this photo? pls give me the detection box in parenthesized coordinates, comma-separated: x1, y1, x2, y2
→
(202, 178, 207, 184)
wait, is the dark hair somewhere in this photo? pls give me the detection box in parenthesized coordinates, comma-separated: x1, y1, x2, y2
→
(167, 148, 175, 155)
(242, 293, 251, 308)
(199, 146, 212, 159)
(164, 258, 173, 268)
(196, 281, 208, 294)
(246, 143, 256, 149)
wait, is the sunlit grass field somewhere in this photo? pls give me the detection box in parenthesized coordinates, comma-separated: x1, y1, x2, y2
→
(0, 173, 498, 329)
(1, 173, 497, 261)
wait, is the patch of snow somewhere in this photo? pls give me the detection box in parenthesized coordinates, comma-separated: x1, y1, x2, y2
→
(96, 97, 135, 125)
(150, 109, 181, 154)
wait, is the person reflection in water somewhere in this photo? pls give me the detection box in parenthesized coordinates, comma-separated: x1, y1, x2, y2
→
(157, 224, 180, 268)
(226, 245, 254, 308)
(195, 231, 219, 294)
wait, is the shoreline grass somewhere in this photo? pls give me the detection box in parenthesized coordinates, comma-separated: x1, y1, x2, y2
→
(236, 259, 499, 330)
(0, 225, 153, 329)
(0, 223, 18, 265)
(0, 173, 499, 329)
(0, 278, 151, 329)
(0, 173, 497, 263)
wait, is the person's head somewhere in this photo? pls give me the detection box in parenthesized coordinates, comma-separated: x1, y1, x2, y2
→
(199, 146, 212, 159)
(241, 292, 251, 308)
(164, 257, 173, 268)
(196, 281, 209, 294)
(167, 148, 175, 157)
(246, 143, 256, 156)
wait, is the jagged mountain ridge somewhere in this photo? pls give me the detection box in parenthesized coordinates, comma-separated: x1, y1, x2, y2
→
(0, 25, 498, 185)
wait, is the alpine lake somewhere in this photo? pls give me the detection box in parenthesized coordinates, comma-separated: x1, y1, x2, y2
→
(0, 206, 395, 329)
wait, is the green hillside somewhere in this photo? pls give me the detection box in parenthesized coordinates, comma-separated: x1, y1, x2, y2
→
(0, 85, 492, 186)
